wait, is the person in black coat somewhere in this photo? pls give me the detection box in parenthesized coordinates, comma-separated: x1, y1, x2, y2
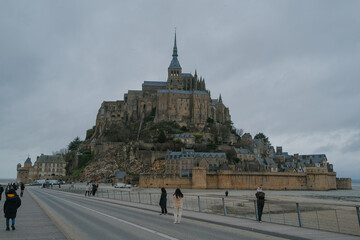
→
(3, 189, 21, 231)
(0, 184, 4, 201)
(20, 183, 25, 197)
(255, 186, 265, 222)
(159, 187, 167, 215)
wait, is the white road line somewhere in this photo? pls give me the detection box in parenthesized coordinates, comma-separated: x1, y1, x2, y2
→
(35, 189, 179, 240)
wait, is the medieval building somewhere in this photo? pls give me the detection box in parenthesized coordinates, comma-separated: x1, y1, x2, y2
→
(93, 32, 231, 138)
(17, 154, 66, 183)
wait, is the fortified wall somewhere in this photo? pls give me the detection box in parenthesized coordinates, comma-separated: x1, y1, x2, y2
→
(336, 177, 352, 190)
(139, 167, 351, 190)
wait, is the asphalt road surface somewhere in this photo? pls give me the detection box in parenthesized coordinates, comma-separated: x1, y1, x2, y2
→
(28, 188, 287, 240)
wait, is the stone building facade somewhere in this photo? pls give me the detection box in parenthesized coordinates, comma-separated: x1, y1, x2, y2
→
(17, 154, 66, 183)
(166, 149, 227, 176)
(93, 32, 231, 138)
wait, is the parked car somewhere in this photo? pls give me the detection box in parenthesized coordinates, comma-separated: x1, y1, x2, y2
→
(114, 183, 131, 188)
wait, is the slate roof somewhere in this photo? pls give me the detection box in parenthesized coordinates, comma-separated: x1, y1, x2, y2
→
(235, 148, 252, 154)
(299, 154, 326, 164)
(37, 154, 64, 163)
(158, 89, 208, 95)
(25, 157, 32, 164)
(182, 73, 193, 77)
(142, 81, 167, 86)
(167, 150, 226, 159)
(169, 57, 181, 69)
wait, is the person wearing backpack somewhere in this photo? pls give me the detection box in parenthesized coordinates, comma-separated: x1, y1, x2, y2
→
(3, 189, 21, 231)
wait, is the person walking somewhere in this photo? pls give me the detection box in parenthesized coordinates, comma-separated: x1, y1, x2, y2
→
(159, 187, 167, 215)
(92, 183, 97, 196)
(85, 183, 92, 197)
(3, 189, 21, 231)
(255, 186, 265, 222)
(0, 184, 4, 201)
(172, 188, 183, 224)
(20, 183, 25, 197)
(5, 184, 12, 195)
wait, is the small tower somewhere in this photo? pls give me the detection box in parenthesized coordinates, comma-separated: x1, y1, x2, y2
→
(24, 156, 32, 168)
(168, 29, 183, 90)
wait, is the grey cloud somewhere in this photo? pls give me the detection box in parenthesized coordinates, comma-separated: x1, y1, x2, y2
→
(1, 1, 360, 178)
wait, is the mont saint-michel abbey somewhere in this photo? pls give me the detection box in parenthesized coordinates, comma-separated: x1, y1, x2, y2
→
(95, 32, 230, 134)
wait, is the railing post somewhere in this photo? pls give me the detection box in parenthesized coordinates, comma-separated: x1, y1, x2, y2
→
(254, 200, 258, 221)
(222, 198, 227, 216)
(149, 193, 152, 205)
(113, 190, 116, 199)
(198, 196, 202, 212)
(296, 203, 303, 227)
(129, 191, 131, 202)
(120, 191, 123, 201)
(334, 209, 340, 232)
(138, 192, 141, 203)
(356, 207, 360, 227)
(107, 190, 110, 198)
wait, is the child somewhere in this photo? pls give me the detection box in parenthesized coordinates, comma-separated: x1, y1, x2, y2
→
(3, 189, 21, 231)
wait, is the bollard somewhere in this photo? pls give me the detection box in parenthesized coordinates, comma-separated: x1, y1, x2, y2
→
(120, 191, 123, 201)
(222, 198, 227, 216)
(138, 192, 141, 203)
(114, 190, 116, 199)
(107, 190, 110, 198)
(129, 191, 131, 202)
(149, 193, 152, 205)
(296, 203, 303, 227)
(198, 196, 202, 212)
(357, 207, 360, 227)
(254, 200, 258, 221)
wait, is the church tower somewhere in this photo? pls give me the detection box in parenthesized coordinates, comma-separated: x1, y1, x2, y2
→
(167, 30, 183, 90)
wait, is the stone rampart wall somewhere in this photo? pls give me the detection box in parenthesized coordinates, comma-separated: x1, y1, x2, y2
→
(336, 178, 352, 190)
(140, 170, 338, 190)
(139, 174, 192, 189)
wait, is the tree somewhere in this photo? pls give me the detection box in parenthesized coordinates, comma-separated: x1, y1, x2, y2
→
(68, 137, 83, 151)
(254, 133, 270, 145)
(235, 128, 244, 138)
(157, 131, 167, 143)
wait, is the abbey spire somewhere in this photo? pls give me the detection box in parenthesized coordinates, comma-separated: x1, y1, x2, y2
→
(169, 29, 181, 69)
(168, 29, 183, 90)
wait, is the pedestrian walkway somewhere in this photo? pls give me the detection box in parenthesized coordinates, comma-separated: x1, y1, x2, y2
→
(68, 191, 358, 240)
(2, 188, 359, 240)
(0, 189, 67, 240)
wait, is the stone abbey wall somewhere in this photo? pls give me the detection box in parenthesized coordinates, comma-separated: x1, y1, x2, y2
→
(139, 168, 346, 190)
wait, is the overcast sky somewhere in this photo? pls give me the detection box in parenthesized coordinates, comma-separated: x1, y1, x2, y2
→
(1, 1, 359, 179)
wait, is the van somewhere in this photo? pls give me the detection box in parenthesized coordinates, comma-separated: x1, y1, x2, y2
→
(114, 183, 131, 188)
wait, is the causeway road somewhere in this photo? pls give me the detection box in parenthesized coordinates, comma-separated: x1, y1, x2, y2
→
(2, 187, 359, 240)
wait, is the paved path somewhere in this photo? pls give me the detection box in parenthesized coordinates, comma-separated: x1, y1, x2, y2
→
(78, 191, 360, 240)
(0, 189, 67, 240)
(1, 188, 359, 240)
